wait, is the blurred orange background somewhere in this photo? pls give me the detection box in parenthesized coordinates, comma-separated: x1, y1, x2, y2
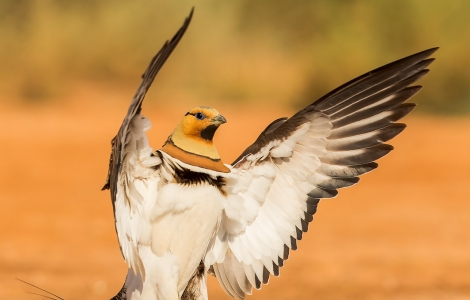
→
(0, 1, 469, 299)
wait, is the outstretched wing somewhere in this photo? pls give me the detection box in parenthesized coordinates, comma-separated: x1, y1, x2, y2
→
(102, 8, 193, 274)
(206, 48, 438, 299)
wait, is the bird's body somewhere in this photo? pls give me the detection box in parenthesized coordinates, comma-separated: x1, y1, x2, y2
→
(104, 8, 438, 300)
(110, 107, 229, 300)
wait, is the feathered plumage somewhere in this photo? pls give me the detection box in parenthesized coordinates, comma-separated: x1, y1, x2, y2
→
(103, 8, 438, 300)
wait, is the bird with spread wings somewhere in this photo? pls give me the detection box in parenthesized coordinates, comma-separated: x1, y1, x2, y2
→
(102, 8, 437, 300)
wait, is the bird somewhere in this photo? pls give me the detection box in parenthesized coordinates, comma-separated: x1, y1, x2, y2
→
(102, 8, 437, 300)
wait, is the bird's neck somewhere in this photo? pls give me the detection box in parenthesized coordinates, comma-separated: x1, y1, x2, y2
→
(161, 136, 230, 173)
(169, 126, 221, 160)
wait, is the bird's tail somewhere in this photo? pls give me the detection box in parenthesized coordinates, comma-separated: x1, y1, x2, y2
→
(110, 276, 127, 300)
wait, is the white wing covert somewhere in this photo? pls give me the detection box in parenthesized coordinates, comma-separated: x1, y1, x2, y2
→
(102, 10, 193, 276)
(206, 48, 438, 299)
(113, 114, 162, 276)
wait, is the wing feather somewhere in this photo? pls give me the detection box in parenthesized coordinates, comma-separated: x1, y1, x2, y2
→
(208, 48, 438, 298)
(317, 162, 378, 178)
(225, 253, 248, 299)
(231, 254, 252, 295)
(213, 263, 235, 298)
(327, 123, 406, 151)
(330, 103, 416, 139)
(101, 9, 193, 274)
(242, 262, 258, 290)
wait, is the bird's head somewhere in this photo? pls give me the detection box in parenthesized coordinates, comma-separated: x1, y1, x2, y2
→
(176, 106, 227, 142)
(161, 106, 230, 172)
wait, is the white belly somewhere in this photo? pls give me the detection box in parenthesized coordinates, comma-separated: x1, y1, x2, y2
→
(150, 182, 224, 292)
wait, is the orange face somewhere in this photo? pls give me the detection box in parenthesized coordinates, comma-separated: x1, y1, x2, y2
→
(179, 106, 227, 141)
(167, 106, 227, 160)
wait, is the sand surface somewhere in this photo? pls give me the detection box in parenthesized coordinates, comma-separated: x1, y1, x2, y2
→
(0, 90, 469, 300)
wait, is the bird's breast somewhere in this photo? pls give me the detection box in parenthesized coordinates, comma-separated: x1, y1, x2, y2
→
(150, 178, 225, 292)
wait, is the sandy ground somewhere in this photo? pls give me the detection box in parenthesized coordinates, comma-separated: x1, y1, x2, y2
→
(0, 88, 469, 300)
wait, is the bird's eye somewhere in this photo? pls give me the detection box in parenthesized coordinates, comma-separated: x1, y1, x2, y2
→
(195, 112, 205, 120)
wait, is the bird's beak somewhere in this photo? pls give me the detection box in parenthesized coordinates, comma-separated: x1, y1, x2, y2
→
(211, 114, 227, 125)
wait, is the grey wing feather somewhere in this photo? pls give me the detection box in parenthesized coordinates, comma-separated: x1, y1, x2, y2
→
(233, 47, 437, 166)
(220, 48, 438, 298)
(102, 7, 193, 205)
(101, 9, 193, 261)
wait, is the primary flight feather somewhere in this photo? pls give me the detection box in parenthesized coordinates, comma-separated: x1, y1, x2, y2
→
(103, 8, 437, 300)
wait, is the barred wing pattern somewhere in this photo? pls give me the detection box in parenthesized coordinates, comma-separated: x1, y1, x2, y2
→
(102, 9, 193, 274)
(206, 48, 438, 299)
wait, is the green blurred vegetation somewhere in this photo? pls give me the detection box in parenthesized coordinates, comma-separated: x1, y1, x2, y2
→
(1, 0, 469, 113)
